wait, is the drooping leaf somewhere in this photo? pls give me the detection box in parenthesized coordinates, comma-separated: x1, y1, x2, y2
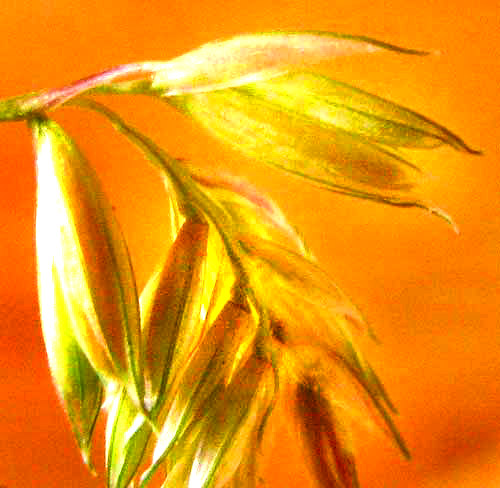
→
(168, 87, 456, 221)
(152, 31, 426, 96)
(238, 234, 408, 456)
(282, 344, 409, 460)
(32, 117, 144, 408)
(239, 234, 369, 343)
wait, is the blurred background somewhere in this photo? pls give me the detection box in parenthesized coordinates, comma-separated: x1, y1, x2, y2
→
(0, 1, 498, 486)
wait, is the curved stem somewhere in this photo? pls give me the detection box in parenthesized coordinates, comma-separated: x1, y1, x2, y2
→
(0, 62, 167, 121)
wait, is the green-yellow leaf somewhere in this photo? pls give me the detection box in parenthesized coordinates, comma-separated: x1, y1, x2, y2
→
(248, 72, 480, 153)
(32, 117, 144, 408)
(169, 88, 434, 212)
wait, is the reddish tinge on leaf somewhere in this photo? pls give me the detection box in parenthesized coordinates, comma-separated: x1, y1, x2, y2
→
(153, 31, 425, 95)
(188, 164, 307, 254)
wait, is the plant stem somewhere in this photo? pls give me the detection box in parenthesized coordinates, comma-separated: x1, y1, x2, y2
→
(0, 62, 166, 121)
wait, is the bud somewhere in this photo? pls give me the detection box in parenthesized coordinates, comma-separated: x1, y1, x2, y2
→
(247, 72, 479, 153)
(32, 117, 144, 407)
(152, 32, 426, 96)
(187, 353, 274, 488)
(171, 86, 422, 206)
(148, 350, 273, 488)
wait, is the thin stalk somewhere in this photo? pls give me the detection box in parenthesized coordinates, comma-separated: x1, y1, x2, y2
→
(0, 62, 166, 121)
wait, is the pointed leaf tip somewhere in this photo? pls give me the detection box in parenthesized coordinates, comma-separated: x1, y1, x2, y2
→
(153, 31, 425, 95)
(251, 73, 480, 154)
(170, 88, 428, 214)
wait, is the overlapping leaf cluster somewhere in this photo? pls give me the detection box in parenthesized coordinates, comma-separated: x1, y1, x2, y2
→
(3, 31, 479, 487)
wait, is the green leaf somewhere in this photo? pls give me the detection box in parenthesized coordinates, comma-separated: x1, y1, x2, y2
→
(152, 31, 426, 96)
(105, 388, 153, 488)
(31, 117, 144, 409)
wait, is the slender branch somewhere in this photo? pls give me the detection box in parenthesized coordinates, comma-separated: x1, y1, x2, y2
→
(0, 62, 166, 121)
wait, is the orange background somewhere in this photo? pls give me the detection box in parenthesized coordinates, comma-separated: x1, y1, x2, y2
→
(0, 1, 499, 487)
